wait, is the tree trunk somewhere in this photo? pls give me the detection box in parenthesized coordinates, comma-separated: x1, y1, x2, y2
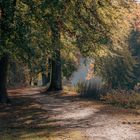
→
(0, 0, 16, 102)
(0, 55, 9, 103)
(48, 58, 62, 91)
(48, 20, 62, 91)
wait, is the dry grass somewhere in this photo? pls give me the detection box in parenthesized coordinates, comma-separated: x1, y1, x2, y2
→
(101, 90, 140, 109)
(76, 78, 102, 99)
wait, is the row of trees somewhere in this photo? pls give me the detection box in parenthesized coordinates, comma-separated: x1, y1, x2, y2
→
(0, 0, 139, 102)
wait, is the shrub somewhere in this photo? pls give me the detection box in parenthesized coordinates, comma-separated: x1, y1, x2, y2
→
(101, 90, 140, 109)
(76, 77, 102, 99)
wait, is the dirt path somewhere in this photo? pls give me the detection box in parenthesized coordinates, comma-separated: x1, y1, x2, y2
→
(0, 87, 140, 140)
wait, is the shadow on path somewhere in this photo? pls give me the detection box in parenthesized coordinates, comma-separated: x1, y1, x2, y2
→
(0, 87, 139, 140)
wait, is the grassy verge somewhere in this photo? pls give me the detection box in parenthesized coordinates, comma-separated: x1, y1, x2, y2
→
(101, 90, 140, 109)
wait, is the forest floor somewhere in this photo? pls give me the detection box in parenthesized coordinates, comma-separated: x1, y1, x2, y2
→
(0, 87, 140, 140)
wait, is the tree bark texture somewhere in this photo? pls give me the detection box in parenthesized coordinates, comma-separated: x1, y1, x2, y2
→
(48, 20, 62, 91)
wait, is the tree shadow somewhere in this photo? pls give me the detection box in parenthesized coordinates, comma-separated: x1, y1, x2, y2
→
(0, 88, 139, 139)
(0, 89, 59, 139)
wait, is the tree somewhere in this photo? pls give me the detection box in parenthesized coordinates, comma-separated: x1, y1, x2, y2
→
(93, 0, 138, 89)
(21, 0, 137, 90)
(130, 30, 140, 83)
(0, 0, 138, 102)
(48, 20, 62, 90)
(0, 0, 16, 102)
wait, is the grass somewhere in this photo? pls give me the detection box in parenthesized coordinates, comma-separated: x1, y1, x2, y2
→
(101, 90, 140, 109)
(75, 79, 140, 109)
(75, 78, 102, 99)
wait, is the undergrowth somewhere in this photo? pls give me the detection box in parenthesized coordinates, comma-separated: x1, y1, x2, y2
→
(101, 90, 140, 109)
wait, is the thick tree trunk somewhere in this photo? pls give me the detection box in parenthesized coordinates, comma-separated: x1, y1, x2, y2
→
(0, 0, 16, 102)
(0, 55, 9, 103)
(48, 20, 62, 91)
(48, 57, 62, 91)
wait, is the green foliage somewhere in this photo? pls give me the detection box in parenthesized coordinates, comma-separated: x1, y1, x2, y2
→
(7, 59, 30, 87)
(1, 0, 139, 89)
(62, 59, 77, 79)
(14, 0, 52, 61)
(0, 0, 16, 57)
(91, 1, 138, 89)
(129, 30, 140, 84)
(61, 33, 79, 78)
(95, 48, 136, 89)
